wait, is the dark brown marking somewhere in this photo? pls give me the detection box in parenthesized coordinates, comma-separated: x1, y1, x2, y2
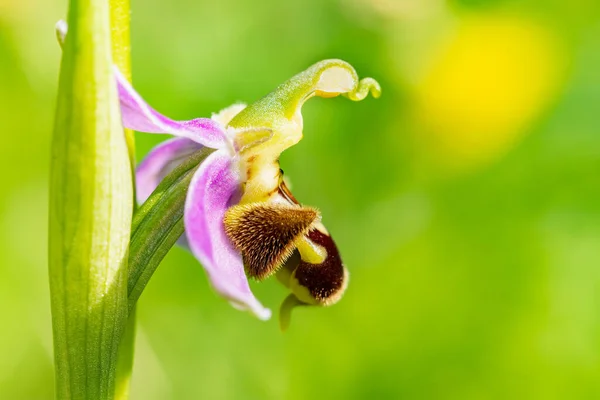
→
(295, 229, 346, 304)
(278, 178, 299, 205)
(245, 155, 258, 180)
(224, 203, 319, 280)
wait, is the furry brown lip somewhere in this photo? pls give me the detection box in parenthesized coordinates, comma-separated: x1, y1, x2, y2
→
(224, 174, 347, 306)
(224, 202, 319, 280)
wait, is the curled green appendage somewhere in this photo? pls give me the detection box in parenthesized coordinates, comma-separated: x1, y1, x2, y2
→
(344, 77, 382, 101)
(229, 58, 381, 130)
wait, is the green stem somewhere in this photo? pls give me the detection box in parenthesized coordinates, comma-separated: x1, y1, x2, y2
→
(127, 148, 213, 312)
(115, 306, 136, 400)
(108, 0, 137, 398)
(49, 0, 132, 398)
(109, 0, 135, 169)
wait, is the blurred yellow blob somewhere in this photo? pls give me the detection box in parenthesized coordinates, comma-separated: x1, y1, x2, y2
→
(414, 15, 565, 171)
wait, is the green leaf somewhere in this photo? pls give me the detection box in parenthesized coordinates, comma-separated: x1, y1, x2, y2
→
(48, 0, 133, 398)
(127, 148, 213, 312)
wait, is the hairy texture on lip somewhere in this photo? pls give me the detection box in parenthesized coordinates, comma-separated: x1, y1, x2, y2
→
(224, 203, 320, 280)
(295, 229, 346, 305)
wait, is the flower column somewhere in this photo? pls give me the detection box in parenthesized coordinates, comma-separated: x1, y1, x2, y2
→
(49, 0, 133, 399)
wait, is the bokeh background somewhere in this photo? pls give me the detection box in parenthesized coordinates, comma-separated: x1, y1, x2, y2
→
(1, 0, 600, 398)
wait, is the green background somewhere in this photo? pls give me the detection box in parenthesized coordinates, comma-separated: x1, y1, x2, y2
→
(1, 0, 600, 398)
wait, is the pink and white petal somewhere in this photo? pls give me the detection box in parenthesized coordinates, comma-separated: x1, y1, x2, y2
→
(56, 21, 226, 147)
(184, 150, 271, 320)
(135, 137, 202, 204)
(114, 67, 228, 148)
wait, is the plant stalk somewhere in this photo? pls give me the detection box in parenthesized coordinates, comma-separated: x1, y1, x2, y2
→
(49, 0, 133, 398)
(109, 0, 137, 398)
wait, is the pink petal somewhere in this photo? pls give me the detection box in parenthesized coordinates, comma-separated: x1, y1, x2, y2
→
(135, 137, 202, 204)
(115, 68, 227, 148)
(184, 150, 271, 320)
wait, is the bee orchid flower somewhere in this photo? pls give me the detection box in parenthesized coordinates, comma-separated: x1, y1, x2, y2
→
(57, 21, 381, 324)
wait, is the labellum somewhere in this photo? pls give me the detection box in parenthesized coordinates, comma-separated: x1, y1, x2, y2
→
(225, 174, 349, 328)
